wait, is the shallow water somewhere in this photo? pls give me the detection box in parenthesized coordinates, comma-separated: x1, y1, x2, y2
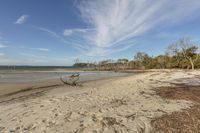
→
(0, 71, 130, 83)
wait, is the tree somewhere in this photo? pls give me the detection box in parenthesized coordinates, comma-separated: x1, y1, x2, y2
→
(74, 58, 80, 64)
(71, 37, 200, 70)
(167, 37, 199, 70)
(155, 55, 169, 69)
(166, 43, 182, 68)
(117, 59, 129, 63)
(98, 59, 115, 70)
(73, 58, 89, 68)
(117, 59, 129, 70)
(179, 38, 199, 70)
(134, 52, 151, 69)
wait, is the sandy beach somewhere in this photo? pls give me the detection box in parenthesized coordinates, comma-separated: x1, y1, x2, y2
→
(0, 70, 200, 133)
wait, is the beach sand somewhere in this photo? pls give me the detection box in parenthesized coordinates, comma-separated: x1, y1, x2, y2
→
(0, 70, 200, 133)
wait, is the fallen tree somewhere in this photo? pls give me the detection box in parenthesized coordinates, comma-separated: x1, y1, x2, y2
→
(56, 72, 81, 86)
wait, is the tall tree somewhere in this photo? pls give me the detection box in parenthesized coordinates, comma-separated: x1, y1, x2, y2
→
(167, 37, 198, 70)
(134, 52, 150, 69)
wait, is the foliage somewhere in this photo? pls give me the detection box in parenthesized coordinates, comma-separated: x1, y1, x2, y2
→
(73, 38, 200, 70)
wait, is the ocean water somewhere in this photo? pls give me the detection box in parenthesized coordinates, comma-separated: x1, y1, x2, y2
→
(0, 66, 74, 71)
(0, 71, 129, 83)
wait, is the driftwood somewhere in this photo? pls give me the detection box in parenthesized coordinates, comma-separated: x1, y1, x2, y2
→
(56, 72, 81, 86)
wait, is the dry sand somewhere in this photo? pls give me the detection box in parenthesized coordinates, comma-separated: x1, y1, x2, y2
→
(0, 70, 200, 133)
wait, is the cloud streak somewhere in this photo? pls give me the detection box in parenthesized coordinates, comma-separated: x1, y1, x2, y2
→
(9, 45, 50, 52)
(30, 48, 49, 52)
(20, 53, 47, 58)
(32, 25, 68, 42)
(68, 0, 200, 56)
(32, 25, 87, 48)
(0, 53, 5, 56)
(0, 43, 7, 48)
(63, 28, 92, 36)
(34, 26, 61, 39)
(15, 15, 29, 24)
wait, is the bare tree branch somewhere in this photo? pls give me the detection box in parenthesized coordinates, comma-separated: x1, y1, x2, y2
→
(56, 72, 81, 86)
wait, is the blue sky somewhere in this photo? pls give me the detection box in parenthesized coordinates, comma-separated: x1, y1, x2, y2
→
(0, 0, 200, 66)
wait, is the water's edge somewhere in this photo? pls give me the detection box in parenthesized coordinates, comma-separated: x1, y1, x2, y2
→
(0, 71, 131, 84)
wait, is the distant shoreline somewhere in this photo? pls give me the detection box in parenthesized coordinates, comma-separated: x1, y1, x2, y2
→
(0, 71, 133, 98)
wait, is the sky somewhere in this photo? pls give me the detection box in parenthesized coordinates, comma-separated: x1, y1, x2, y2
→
(0, 0, 200, 66)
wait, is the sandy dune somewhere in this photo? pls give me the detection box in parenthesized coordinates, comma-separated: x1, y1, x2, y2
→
(0, 70, 199, 133)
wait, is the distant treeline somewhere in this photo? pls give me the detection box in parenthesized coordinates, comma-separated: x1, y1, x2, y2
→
(73, 37, 200, 70)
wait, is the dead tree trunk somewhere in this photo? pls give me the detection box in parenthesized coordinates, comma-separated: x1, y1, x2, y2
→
(189, 58, 194, 70)
(56, 72, 81, 86)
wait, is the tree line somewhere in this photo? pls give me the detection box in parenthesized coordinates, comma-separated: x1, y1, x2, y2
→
(73, 37, 200, 70)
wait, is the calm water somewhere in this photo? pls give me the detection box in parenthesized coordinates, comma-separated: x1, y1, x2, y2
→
(0, 71, 130, 83)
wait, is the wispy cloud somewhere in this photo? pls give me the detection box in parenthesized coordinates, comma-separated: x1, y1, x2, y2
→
(10, 45, 50, 52)
(0, 43, 7, 48)
(63, 28, 91, 36)
(193, 38, 200, 43)
(15, 15, 29, 24)
(69, 0, 200, 56)
(32, 25, 85, 48)
(33, 26, 60, 38)
(32, 25, 68, 43)
(30, 48, 49, 52)
(20, 53, 46, 58)
(0, 53, 5, 56)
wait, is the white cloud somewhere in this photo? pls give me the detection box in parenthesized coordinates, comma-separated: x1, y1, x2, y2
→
(0, 53, 5, 56)
(63, 28, 90, 36)
(15, 15, 29, 24)
(0, 43, 7, 48)
(71, 0, 200, 56)
(31, 48, 49, 52)
(34, 26, 60, 38)
(63, 29, 74, 36)
(37, 48, 49, 52)
(10, 46, 50, 52)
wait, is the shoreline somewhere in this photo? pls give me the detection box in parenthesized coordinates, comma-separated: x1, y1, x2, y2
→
(0, 72, 135, 101)
(0, 70, 200, 132)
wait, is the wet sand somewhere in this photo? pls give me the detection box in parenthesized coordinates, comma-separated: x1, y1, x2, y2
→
(0, 70, 200, 132)
(0, 71, 129, 97)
